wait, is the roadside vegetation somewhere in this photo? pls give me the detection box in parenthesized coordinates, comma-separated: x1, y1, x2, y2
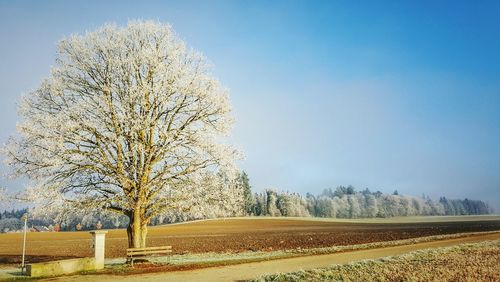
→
(254, 240, 500, 282)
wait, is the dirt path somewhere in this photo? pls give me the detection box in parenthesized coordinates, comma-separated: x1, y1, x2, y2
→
(48, 232, 499, 282)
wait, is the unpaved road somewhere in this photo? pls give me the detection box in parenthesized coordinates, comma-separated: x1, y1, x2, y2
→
(47, 232, 500, 282)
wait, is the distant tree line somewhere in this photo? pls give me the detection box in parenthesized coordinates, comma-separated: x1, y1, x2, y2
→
(246, 186, 493, 218)
(0, 208, 65, 232)
(0, 207, 130, 233)
(0, 172, 494, 233)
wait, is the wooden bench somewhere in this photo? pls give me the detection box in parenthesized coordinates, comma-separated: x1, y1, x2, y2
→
(126, 246, 172, 266)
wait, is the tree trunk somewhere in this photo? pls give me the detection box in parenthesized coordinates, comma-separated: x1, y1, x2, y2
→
(126, 209, 148, 248)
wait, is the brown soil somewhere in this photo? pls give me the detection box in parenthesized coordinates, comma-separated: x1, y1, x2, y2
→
(0, 217, 498, 265)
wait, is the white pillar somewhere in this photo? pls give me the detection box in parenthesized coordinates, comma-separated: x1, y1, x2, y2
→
(89, 230, 108, 269)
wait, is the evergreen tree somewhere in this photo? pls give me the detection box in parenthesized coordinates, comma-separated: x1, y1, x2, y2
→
(240, 171, 254, 215)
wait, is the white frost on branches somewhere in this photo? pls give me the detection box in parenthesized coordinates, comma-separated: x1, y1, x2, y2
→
(0, 187, 8, 203)
(2, 21, 242, 239)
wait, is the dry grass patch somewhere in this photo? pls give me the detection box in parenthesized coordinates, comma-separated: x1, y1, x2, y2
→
(255, 240, 500, 281)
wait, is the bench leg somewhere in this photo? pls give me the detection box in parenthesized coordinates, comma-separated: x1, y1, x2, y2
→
(126, 256, 134, 266)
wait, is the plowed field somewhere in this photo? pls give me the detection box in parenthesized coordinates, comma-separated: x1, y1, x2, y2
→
(0, 216, 499, 265)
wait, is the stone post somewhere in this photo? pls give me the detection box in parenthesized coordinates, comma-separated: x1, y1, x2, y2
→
(89, 230, 108, 269)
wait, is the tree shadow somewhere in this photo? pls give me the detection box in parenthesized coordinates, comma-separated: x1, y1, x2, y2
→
(5, 270, 25, 277)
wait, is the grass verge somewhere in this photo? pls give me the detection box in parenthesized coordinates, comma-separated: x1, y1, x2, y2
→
(253, 239, 500, 281)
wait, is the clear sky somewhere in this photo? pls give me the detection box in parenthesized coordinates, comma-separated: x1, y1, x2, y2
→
(1, 0, 499, 209)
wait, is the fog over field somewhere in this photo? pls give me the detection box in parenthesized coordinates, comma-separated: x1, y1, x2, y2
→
(0, 1, 499, 210)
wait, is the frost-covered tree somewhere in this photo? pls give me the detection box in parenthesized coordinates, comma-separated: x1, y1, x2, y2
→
(287, 193, 310, 217)
(276, 193, 291, 216)
(266, 189, 281, 216)
(348, 194, 362, 218)
(333, 196, 349, 218)
(316, 196, 336, 217)
(363, 194, 378, 217)
(184, 172, 244, 219)
(0, 187, 7, 203)
(3, 21, 239, 248)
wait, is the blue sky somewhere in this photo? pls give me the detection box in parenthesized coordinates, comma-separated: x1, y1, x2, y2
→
(1, 0, 499, 209)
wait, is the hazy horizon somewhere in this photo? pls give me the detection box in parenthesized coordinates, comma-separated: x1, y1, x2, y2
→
(1, 1, 499, 210)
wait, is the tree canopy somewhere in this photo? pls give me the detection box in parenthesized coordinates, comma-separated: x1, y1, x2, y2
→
(3, 21, 241, 247)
